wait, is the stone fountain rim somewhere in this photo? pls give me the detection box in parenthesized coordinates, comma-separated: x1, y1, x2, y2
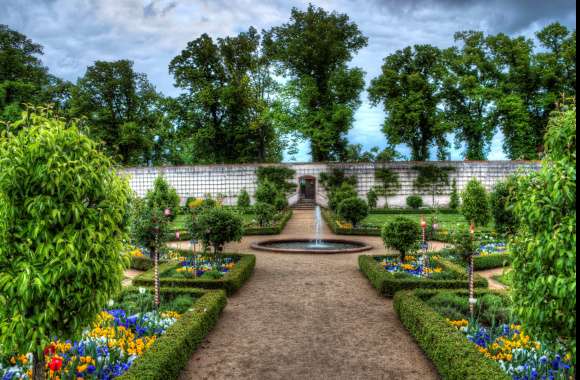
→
(250, 238, 373, 254)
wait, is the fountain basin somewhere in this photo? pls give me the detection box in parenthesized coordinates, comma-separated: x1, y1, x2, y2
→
(251, 239, 373, 254)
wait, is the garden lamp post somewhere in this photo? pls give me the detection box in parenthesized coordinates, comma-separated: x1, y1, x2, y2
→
(469, 222, 476, 317)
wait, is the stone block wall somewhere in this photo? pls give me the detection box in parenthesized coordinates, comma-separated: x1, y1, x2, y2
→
(120, 161, 540, 208)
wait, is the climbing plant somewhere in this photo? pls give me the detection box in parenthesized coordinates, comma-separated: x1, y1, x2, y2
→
(374, 167, 401, 208)
(413, 164, 454, 208)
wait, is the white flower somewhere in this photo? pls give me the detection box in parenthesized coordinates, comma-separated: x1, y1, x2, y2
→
(107, 299, 115, 307)
(139, 287, 147, 294)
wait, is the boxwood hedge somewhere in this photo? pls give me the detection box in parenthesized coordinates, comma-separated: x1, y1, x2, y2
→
(473, 253, 512, 270)
(393, 289, 510, 380)
(132, 253, 256, 296)
(244, 210, 293, 235)
(358, 255, 488, 297)
(118, 287, 227, 380)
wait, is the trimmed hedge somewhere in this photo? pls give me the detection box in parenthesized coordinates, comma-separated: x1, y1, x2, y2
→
(370, 208, 460, 215)
(118, 287, 227, 380)
(130, 255, 156, 271)
(132, 253, 256, 296)
(393, 289, 510, 380)
(473, 253, 512, 270)
(358, 255, 488, 297)
(244, 210, 293, 235)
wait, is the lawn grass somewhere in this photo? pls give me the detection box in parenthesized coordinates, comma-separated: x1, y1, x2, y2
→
(170, 212, 257, 231)
(362, 213, 473, 230)
(492, 271, 512, 287)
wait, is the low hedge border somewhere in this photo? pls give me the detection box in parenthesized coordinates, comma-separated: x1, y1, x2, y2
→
(358, 255, 488, 297)
(370, 208, 459, 215)
(322, 209, 381, 236)
(393, 289, 510, 380)
(473, 253, 512, 270)
(118, 287, 227, 380)
(132, 253, 256, 296)
(244, 210, 293, 235)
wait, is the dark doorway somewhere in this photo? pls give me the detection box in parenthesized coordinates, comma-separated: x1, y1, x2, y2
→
(299, 176, 316, 200)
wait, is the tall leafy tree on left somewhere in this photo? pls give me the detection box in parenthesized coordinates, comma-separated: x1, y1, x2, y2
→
(70, 60, 169, 166)
(0, 25, 71, 123)
(0, 107, 131, 380)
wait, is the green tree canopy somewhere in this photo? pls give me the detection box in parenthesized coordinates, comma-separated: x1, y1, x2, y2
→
(264, 4, 368, 161)
(369, 45, 448, 161)
(0, 109, 131, 377)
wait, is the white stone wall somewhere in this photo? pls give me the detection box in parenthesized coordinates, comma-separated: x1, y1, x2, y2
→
(120, 161, 540, 208)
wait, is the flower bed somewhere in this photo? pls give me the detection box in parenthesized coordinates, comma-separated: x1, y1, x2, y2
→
(378, 255, 444, 277)
(132, 252, 256, 296)
(243, 210, 293, 235)
(359, 255, 488, 297)
(0, 287, 226, 380)
(394, 289, 575, 380)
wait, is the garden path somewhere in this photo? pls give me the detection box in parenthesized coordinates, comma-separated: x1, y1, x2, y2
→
(175, 210, 440, 380)
(477, 267, 508, 291)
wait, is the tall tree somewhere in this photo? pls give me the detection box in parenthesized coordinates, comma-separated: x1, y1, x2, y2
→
(70, 60, 164, 165)
(442, 31, 497, 160)
(169, 27, 282, 164)
(0, 25, 70, 122)
(369, 45, 448, 161)
(264, 4, 368, 162)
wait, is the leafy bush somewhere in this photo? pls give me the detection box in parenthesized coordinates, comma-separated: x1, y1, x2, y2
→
(319, 168, 357, 191)
(460, 178, 490, 227)
(0, 110, 131, 376)
(256, 166, 296, 194)
(328, 182, 358, 212)
(254, 202, 276, 227)
(255, 180, 278, 205)
(273, 194, 288, 211)
(146, 176, 180, 221)
(337, 197, 369, 227)
(449, 178, 460, 210)
(366, 188, 378, 209)
(237, 188, 251, 209)
(510, 107, 576, 360)
(190, 208, 244, 255)
(406, 195, 423, 209)
(381, 217, 420, 262)
(490, 176, 518, 235)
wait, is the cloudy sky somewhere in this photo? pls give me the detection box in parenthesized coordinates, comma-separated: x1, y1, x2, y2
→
(1, 0, 576, 161)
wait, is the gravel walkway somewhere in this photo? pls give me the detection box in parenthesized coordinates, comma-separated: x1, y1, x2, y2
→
(176, 210, 439, 380)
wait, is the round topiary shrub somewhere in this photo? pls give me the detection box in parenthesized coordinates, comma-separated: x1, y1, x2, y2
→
(381, 217, 420, 262)
(461, 178, 490, 227)
(0, 111, 131, 377)
(406, 195, 423, 209)
(237, 188, 251, 209)
(190, 207, 243, 255)
(337, 197, 369, 227)
(254, 202, 276, 227)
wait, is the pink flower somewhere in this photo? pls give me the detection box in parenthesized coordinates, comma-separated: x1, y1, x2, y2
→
(164, 208, 171, 216)
(176, 231, 181, 240)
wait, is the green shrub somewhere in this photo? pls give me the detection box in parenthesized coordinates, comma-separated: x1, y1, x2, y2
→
(244, 210, 293, 235)
(393, 290, 510, 380)
(381, 217, 420, 262)
(254, 202, 276, 227)
(337, 197, 369, 227)
(273, 194, 288, 211)
(0, 110, 131, 375)
(256, 166, 296, 194)
(237, 188, 251, 209)
(461, 178, 490, 227)
(473, 253, 512, 270)
(319, 168, 357, 191)
(255, 180, 278, 205)
(366, 188, 378, 209)
(490, 176, 518, 235)
(328, 183, 358, 212)
(449, 178, 460, 210)
(406, 195, 423, 209)
(511, 107, 576, 360)
(146, 176, 180, 221)
(189, 207, 243, 255)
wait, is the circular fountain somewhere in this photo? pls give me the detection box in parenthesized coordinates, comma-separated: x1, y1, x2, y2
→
(251, 206, 373, 254)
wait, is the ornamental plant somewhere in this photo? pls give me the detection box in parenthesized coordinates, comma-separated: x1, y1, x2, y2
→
(460, 178, 491, 227)
(255, 180, 279, 205)
(190, 207, 243, 257)
(0, 109, 131, 380)
(366, 188, 378, 209)
(328, 183, 358, 212)
(406, 195, 423, 209)
(489, 175, 519, 235)
(145, 176, 180, 221)
(337, 197, 369, 227)
(510, 107, 576, 362)
(449, 178, 460, 210)
(374, 167, 401, 208)
(237, 188, 251, 209)
(381, 217, 420, 263)
(254, 202, 276, 227)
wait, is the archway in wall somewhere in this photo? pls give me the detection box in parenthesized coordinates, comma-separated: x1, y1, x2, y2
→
(298, 176, 316, 201)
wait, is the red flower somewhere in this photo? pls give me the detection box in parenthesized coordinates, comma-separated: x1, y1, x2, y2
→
(43, 343, 56, 356)
(48, 356, 63, 371)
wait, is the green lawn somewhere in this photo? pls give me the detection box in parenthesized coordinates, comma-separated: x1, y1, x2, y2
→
(361, 213, 472, 230)
(170, 211, 257, 231)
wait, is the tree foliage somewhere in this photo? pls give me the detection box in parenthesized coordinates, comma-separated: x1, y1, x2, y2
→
(489, 175, 519, 235)
(237, 188, 251, 209)
(256, 166, 296, 194)
(0, 109, 131, 373)
(190, 208, 244, 254)
(460, 178, 490, 227)
(382, 217, 421, 262)
(264, 4, 368, 161)
(254, 202, 276, 227)
(328, 182, 358, 212)
(449, 178, 460, 210)
(337, 197, 369, 226)
(145, 176, 180, 221)
(366, 188, 378, 209)
(413, 165, 454, 207)
(374, 167, 401, 207)
(510, 107, 576, 360)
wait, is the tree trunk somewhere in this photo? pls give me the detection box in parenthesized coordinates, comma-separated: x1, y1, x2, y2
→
(469, 255, 475, 318)
(32, 352, 45, 380)
(154, 249, 160, 310)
